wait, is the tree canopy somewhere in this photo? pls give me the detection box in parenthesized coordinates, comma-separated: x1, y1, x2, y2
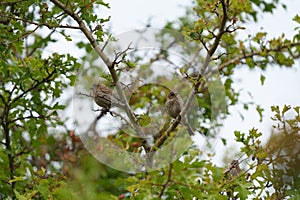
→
(0, 0, 299, 199)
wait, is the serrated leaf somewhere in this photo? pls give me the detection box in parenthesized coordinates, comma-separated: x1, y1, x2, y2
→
(282, 105, 291, 115)
(14, 190, 27, 200)
(293, 106, 300, 114)
(236, 183, 251, 199)
(96, 0, 110, 8)
(293, 14, 300, 24)
(100, 16, 111, 23)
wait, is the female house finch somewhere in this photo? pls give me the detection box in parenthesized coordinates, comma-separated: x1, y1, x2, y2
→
(165, 91, 194, 136)
(92, 82, 124, 110)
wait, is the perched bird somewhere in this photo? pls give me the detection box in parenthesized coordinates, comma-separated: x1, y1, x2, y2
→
(92, 82, 123, 109)
(165, 91, 194, 136)
(227, 160, 241, 179)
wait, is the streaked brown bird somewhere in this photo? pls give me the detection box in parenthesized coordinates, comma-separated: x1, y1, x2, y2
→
(92, 82, 124, 109)
(165, 91, 194, 136)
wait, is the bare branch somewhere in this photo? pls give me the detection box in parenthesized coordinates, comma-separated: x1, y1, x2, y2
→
(101, 34, 113, 51)
(77, 92, 93, 98)
(109, 110, 135, 131)
(50, 0, 151, 151)
(112, 43, 134, 66)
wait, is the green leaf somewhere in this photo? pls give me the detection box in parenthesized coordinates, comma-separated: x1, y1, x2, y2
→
(14, 190, 27, 200)
(256, 105, 264, 122)
(263, 2, 276, 13)
(127, 184, 139, 193)
(271, 105, 279, 113)
(37, 180, 51, 199)
(294, 106, 300, 114)
(53, 102, 66, 110)
(67, 74, 77, 86)
(260, 74, 265, 85)
(256, 150, 268, 160)
(95, 29, 104, 42)
(246, 58, 255, 68)
(65, 35, 72, 41)
(236, 183, 251, 199)
(221, 137, 227, 145)
(96, 0, 110, 8)
(137, 114, 151, 127)
(293, 14, 300, 24)
(100, 16, 111, 23)
(54, 186, 74, 200)
(282, 105, 291, 115)
(254, 32, 267, 42)
(37, 124, 47, 134)
(125, 61, 137, 68)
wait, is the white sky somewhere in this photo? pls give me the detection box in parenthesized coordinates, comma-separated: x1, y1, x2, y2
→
(105, 0, 191, 34)
(103, 0, 300, 164)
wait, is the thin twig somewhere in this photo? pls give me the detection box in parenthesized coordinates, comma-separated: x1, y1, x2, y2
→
(50, 0, 151, 152)
(158, 163, 173, 197)
(150, 0, 230, 153)
(0, 13, 80, 30)
(217, 42, 300, 72)
(110, 110, 135, 130)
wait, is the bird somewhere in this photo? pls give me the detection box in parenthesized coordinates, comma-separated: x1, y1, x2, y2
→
(165, 91, 194, 136)
(229, 160, 241, 179)
(92, 82, 124, 110)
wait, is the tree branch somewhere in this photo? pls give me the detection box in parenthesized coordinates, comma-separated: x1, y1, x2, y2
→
(153, 0, 229, 149)
(1, 92, 15, 195)
(217, 41, 300, 72)
(158, 163, 173, 198)
(207, 0, 228, 57)
(0, 0, 25, 5)
(11, 70, 56, 105)
(50, 0, 151, 151)
(8, 115, 46, 124)
(0, 13, 81, 30)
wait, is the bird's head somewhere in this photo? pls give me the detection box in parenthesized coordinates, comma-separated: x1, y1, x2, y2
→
(167, 91, 178, 100)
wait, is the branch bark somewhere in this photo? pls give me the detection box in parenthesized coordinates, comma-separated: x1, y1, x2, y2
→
(151, 0, 229, 152)
(217, 42, 300, 72)
(50, 0, 151, 151)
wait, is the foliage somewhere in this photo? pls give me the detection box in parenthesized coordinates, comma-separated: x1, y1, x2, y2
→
(0, 0, 299, 199)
